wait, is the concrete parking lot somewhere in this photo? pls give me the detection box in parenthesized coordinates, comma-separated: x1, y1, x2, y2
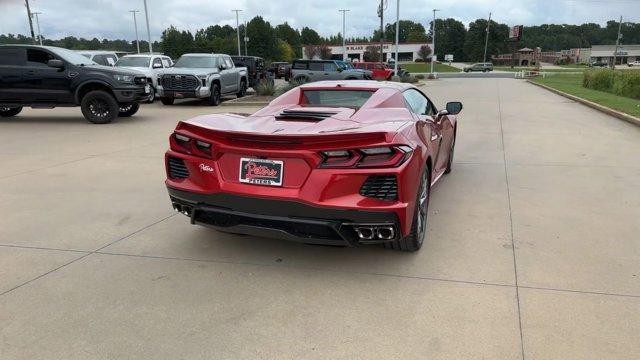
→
(1, 78, 639, 359)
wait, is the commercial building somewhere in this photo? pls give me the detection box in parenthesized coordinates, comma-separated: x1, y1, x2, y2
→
(590, 45, 640, 65)
(301, 42, 430, 62)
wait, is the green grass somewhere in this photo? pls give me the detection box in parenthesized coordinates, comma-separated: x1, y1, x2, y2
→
(530, 73, 640, 117)
(400, 62, 460, 73)
(494, 66, 586, 73)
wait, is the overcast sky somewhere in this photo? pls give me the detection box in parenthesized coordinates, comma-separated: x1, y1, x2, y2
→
(1, 0, 638, 42)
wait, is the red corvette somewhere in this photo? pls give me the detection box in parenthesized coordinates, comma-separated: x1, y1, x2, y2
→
(165, 81, 462, 251)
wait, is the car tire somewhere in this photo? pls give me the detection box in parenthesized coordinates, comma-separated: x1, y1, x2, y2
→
(209, 83, 221, 106)
(118, 103, 140, 117)
(236, 80, 247, 98)
(444, 132, 456, 174)
(0, 106, 23, 117)
(80, 90, 119, 124)
(161, 97, 175, 105)
(383, 166, 430, 252)
(146, 86, 156, 103)
(294, 76, 308, 84)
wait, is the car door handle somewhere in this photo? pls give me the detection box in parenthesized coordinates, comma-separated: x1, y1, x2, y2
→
(25, 70, 35, 75)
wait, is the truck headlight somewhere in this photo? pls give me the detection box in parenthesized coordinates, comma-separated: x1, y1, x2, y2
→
(113, 74, 135, 83)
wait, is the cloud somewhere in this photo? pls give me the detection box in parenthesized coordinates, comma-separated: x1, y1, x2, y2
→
(0, 0, 638, 42)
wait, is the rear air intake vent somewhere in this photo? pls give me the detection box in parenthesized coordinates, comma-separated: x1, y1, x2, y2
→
(168, 157, 189, 179)
(359, 175, 398, 201)
(275, 109, 338, 121)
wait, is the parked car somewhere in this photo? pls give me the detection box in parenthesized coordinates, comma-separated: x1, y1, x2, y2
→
(77, 50, 119, 66)
(230, 56, 268, 89)
(269, 61, 291, 80)
(589, 61, 609, 68)
(354, 62, 394, 80)
(164, 80, 462, 251)
(291, 59, 371, 83)
(0, 45, 150, 124)
(627, 60, 640, 67)
(115, 54, 173, 102)
(463, 63, 494, 73)
(156, 53, 248, 106)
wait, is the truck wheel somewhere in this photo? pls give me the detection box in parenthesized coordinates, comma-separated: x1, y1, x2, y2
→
(146, 86, 156, 103)
(118, 103, 140, 117)
(209, 83, 221, 106)
(80, 90, 118, 124)
(236, 80, 247, 98)
(0, 106, 23, 117)
(161, 97, 174, 105)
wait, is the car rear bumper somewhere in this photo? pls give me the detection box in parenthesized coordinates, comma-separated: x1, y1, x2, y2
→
(167, 187, 401, 246)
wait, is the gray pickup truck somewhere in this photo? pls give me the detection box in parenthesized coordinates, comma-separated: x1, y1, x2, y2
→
(291, 59, 371, 83)
(157, 53, 248, 106)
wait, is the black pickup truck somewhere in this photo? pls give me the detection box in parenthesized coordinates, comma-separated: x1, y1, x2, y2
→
(0, 45, 150, 124)
(230, 56, 270, 89)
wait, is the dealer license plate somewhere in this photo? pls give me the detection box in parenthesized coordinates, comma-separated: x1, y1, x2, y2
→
(239, 158, 284, 186)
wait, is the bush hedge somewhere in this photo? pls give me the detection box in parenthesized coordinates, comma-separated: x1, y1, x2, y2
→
(583, 70, 640, 100)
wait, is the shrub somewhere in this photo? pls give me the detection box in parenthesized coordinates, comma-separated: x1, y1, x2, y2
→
(583, 70, 614, 92)
(583, 70, 640, 100)
(276, 79, 303, 96)
(415, 74, 425, 79)
(399, 75, 419, 83)
(255, 79, 275, 96)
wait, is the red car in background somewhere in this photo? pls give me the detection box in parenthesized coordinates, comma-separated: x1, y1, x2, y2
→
(354, 62, 394, 80)
(165, 81, 462, 251)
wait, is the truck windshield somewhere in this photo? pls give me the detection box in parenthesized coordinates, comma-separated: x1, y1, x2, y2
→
(175, 56, 217, 68)
(116, 57, 150, 67)
(302, 90, 374, 108)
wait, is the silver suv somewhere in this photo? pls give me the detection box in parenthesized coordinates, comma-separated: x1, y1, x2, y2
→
(463, 62, 494, 73)
(291, 60, 371, 83)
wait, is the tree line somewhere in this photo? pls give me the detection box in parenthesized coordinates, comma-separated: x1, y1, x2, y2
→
(2, 17, 638, 63)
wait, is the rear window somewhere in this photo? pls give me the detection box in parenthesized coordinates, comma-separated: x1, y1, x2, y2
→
(302, 90, 374, 108)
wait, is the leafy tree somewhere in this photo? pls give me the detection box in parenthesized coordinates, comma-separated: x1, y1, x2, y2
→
(363, 45, 380, 62)
(301, 27, 321, 45)
(464, 19, 509, 62)
(275, 22, 301, 57)
(374, 20, 427, 43)
(318, 45, 332, 60)
(431, 18, 466, 61)
(277, 39, 295, 62)
(418, 45, 431, 61)
(304, 45, 319, 59)
(246, 16, 277, 60)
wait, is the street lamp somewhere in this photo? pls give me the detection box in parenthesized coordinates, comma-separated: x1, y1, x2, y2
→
(394, 0, 399, 78)
(24, 0, 36, 44)
(129, 10, 141, 54)
(339, 9, 349, 61)
(31, 11, 43, 46)
(232, 10, 242, 56)
(483, 12, 492, 63)
(142, 0, 152, 53)
(430, 9, 440, 74)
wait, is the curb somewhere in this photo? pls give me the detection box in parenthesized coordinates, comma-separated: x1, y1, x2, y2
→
(220, 95, 272, 107)
(527, 80, 640, 127)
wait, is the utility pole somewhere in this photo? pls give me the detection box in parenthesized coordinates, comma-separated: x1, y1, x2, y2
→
(339, 9, 349, 61)
(430, 9, 440, 74)
(483, 12, 492, 63)
(142, 0, 152, 53)
(613, 15, 622, 69)
(24, 0, 36, 44)
(394, 0, 399, 77)
(378, 0, 385, 62)
(232, 10, 242, 56)
(32, 12, 43, 46)
(244, 20, 248, 56)
(129, 10, 141, 54)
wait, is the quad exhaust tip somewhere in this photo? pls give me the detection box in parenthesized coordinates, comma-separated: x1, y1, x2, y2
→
(353, 225, 396, 241)
(172, 202, 192, 216)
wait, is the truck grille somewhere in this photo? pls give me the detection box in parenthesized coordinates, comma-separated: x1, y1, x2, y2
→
(360, 175, 398, 201)
(161, 75, 199, 91)
(168, 157, 189, 179)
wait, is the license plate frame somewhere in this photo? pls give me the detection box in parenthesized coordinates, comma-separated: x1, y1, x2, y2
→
(239, 158, 284, 187)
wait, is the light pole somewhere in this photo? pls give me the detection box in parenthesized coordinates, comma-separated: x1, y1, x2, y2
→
(378, 0, 385, 62)
(430, 9, 440, 74)
(613, 15, 622, 69)
(244, 20, 249, 56)
(129, 10, 141, 54)
(31, 11, 43, 46)
(24, 0, 36, 44)
(142, 0, 152, 53)
(394, 0, 399, 77)
(339, 9, 349, 61)
(232, 10, 242, 56)
(483, 12, 492, 63)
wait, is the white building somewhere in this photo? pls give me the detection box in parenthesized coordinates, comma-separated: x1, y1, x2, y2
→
(301, 42, 429, 62)
(590, 44, 640, 65)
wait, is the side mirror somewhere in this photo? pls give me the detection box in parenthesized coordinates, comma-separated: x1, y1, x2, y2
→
(47, 59, 64, 68)
(153, 63, 163, 69)
(337, 67, 343, 72)
(445, 101, 463, 115)
(219, 64, 226, 71)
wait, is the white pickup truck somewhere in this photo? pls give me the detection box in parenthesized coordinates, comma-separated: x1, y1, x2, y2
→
(157, 53, 248, 106)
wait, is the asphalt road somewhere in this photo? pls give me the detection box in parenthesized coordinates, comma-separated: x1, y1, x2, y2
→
(1, 79, 639, 359)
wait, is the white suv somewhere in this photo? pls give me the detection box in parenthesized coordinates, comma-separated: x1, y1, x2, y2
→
(627, 60, 640, 67)
(115, 54, 173, 102)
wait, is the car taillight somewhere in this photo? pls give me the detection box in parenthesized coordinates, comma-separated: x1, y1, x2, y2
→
(319, 146, 412, 168)
(170, 132, 213, 158)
